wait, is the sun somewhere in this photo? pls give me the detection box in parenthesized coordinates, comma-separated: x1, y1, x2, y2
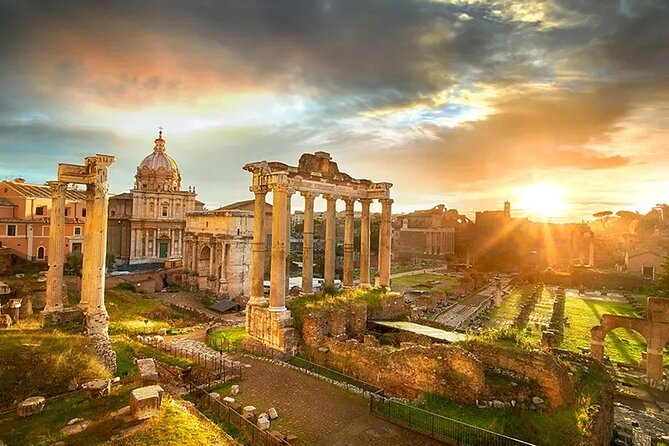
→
(516, 183, 569, 220)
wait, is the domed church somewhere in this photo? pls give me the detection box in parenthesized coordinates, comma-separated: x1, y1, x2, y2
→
(107, 130, 204, 264)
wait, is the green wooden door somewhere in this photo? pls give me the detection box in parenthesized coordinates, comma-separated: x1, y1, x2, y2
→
(159, 242, 168, 258)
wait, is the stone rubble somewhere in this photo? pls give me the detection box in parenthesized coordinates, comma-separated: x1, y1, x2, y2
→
(17, 396, 45, 417)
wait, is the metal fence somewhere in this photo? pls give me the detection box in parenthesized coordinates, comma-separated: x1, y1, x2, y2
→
(370, 393, 536, 446)
(189, 383, 291, 446)
(289, 356, 385, 396)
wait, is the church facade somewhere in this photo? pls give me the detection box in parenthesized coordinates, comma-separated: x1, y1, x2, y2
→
(107, 131, 203, 264)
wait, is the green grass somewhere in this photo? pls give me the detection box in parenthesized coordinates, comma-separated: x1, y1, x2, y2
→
(111, 335, 193, 378)
(0, 330, 111, 408)
(104, 400, 238, 446)
(391, 273, 457, 293)
(105, 289, 201, 334)
(486, 285, 534, 328)
(559, 297, 659, 365)
(405, 364, 610, 446)
(206, 327, 247, 351)
(0, 383, 135, 446)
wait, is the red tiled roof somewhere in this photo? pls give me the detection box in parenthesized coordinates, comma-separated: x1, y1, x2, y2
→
(3, 181, 87, 201)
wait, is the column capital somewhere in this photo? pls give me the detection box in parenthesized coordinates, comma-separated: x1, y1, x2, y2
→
(322, 193, 339, 202)
(300, 190, 317, 200)
(47, 181, 68, 197)
(343, 197, 356, 207)
(359, 198, 373, 206)
(379, 198, 394, 205)
(250, 185, 269, 195)
(271, 183, 291, 193)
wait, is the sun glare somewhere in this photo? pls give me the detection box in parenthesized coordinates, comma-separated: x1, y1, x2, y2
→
(517, 183, 569, 220)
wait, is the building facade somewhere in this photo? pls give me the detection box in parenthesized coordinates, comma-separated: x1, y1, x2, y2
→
(107, 131, 203, 264)
(0, 179, 87, 261)
(182, 209, 255, 301)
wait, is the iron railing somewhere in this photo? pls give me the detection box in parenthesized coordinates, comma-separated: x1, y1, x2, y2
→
(370, 394, 536, 446)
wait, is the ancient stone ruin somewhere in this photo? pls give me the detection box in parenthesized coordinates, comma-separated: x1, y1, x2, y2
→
(39, 154, 117, 371)
(243, 152, 393, 354)
(591, 297, 669, 382)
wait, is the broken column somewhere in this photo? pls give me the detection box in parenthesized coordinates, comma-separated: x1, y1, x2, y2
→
(44, 181, 67, 313)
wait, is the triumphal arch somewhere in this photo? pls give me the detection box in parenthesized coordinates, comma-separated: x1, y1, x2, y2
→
(40, 154, 116, 343)
(243, 151, 393, 354)
(591, 297, 669, 382)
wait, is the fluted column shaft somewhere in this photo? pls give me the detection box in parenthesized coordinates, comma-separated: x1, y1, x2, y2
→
(269, 184, 288, 311)
(378, 198, 393, 287)
(80, 184, 95, 310)
(343, 198, 355, 287)
(249, 186, 268, 305)
(324, 194, 337, 287)
(359, 199, 372, 287)
(301, 192, 315, 293)
(285, 190, 293, 295)
(45, 181, 67, 312)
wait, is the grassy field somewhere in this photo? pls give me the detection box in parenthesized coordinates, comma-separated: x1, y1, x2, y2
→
(391, 273, 458, 293)
(560, 297, 656, 365)
(106, 288, 201, 334)
(0, 330, 111, 407)
(111, 335, 193, 378)
(486, 284, 533, 328)
(0, 382, 237, 446)
(206, 327, 247, 351)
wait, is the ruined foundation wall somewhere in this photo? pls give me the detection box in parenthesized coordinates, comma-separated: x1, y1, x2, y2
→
(466, 342, 576, 408)
(245, 305, 297, 354)
(308, 339, 485, 404)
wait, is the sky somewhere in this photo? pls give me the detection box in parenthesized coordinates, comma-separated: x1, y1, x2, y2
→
(1, 0, 667, 222)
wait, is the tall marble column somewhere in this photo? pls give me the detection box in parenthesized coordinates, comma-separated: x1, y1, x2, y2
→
(80, 184, 95, 310)
(343, 198, 355, 287)
(359, 198, 372, 288)
(44, 181, 67, 312)
(85, 168, 113, 335)
(378, 198, 393, 288)
(248, 186, 268, 305)
(208, 242, 214, 277)
(324, 194, 337, 288)
(285, 189, 293, 295)
(301, 192, 315, 294)
(269, 184, 288, 311)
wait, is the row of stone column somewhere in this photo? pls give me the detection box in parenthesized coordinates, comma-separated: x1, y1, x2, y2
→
(44, 179, 111, 335)
(248, 185, 392, 312)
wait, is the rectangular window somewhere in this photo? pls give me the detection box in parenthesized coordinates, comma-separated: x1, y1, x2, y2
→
(7, 224, 16, 236)
(82, 208, 87, 217)
(74, 227, 82, 235)
(162, 206, 168, 217)
(64, 208, 70, 216)
(35, 206, 46, 215)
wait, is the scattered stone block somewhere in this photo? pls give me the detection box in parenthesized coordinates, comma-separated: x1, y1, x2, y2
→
(60, 420, 90, 436)
(531, 396, 545, 405)
(286, 434, 299, 444)
(208, 392, 221, 403)
(83, 379, 111, 399)
(135, 358, 159, 386)
(130, 385, 164, 420)
(268, 407, 278, 419)
(231, 403, 243, 413)
(110, 406, 130, 418)
(17, 396, 45, 417)
(67, 418, 84, 425)
(230, 384, 240, 396)
(269, 430, 286, 441)
(223, 396, 235, 405)
(243, 405, 256, 417)
(257, 414, 270, 431)
(242, 412, 256, 422)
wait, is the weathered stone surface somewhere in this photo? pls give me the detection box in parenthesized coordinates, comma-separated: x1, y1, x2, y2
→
(243, 405, 256, 417)
(83, 379, 111, 399)
(130, 385, 164, 420)
(208, 392, 221, 403)
(90, 334, 117, 373)
(268, 407, 278, 419)
(245, 306, 297, 355)
(532, 396, 545, 405)
(223, 397, 235, 405)
(135, 358, 159, 386)
(257, 414, 270, 430)
(60, 420, 90, 436)
(39, 307, 85, 328)
(230, 384, 240, 396)
(17, 396, 45, 417)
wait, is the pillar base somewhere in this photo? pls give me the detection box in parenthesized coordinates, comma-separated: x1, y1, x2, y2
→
(245, 305, 297, 355)
(86, 311, 110, 336)
(358, 282, 372, 290)
(40, 307, 85, 328)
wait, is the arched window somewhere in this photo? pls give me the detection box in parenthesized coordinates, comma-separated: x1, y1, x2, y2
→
(37, 246, 45, 260)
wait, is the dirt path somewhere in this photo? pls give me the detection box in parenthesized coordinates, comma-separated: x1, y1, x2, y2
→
(231, 356, 441, 446)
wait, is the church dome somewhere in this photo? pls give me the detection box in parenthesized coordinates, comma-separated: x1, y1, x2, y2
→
(134, 130, 182, 191)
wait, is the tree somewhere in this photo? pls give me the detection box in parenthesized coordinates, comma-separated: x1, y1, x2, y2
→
(656, 254, 669, 297)
(593, 211, 613, 229)
(65, 251, 83, 275)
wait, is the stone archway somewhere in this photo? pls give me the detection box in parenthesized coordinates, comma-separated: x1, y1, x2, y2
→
(199, 245, 211, 276)
(591, 297, 669, 382)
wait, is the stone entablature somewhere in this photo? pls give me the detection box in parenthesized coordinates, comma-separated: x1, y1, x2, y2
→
(183, 209, 253, 300)
(243, 152, 393, 354)
(591, 297, 669, 381)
